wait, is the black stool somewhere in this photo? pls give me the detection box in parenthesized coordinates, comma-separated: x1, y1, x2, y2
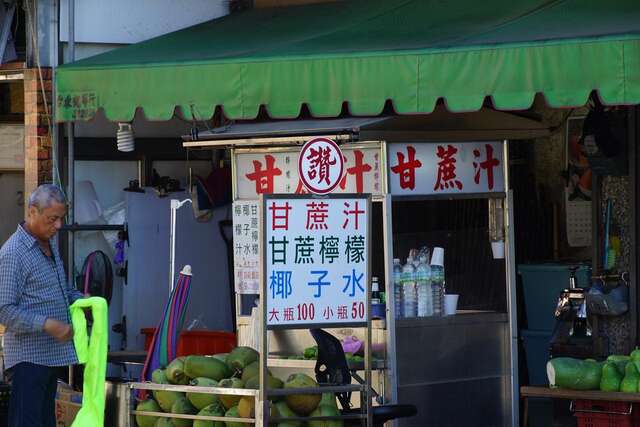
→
(310, 329, 417, 427)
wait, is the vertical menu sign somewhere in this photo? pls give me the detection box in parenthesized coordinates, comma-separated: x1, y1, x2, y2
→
(264, 195, 370, 327)
(233, 200, 261, 294)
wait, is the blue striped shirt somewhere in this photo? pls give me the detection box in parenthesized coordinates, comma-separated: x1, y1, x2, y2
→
(0, 224, 83, 369)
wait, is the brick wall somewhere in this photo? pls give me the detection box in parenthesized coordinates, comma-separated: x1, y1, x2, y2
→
(23, 67, 53, 212)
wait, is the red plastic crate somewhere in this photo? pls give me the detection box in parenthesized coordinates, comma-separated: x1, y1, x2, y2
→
(141, 328, 236, 357)
(572, 400, 640, 427)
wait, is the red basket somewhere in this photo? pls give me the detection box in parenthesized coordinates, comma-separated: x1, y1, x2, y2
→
(572, 400, 640, 427)
(141, 328, 236, 357)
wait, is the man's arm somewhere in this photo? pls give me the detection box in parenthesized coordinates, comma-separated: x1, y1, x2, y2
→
(0, 251, 48, 333)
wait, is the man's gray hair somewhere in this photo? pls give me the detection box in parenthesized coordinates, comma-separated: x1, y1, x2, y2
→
(29, 184, 66, 210)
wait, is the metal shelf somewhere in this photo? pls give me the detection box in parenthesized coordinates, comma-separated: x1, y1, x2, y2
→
(131, 410, 254, 424)
(128, 382, 258, 396)
(268, 384, 365, 397)
(268, 357, 386, 370)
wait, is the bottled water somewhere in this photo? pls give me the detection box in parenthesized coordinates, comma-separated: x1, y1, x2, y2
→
(430, 263, 445, 317)
(402, 258, 417, 318)
(430, 247, 445, 317)
(392, 258, 403, 319)
(416, 256, 433, 317)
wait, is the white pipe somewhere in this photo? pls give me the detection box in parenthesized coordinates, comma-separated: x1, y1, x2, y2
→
(169, 199, 192, 291)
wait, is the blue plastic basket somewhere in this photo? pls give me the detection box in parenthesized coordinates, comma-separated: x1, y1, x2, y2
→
(518, 263, 591, 331)
(521, 329, 552, 386)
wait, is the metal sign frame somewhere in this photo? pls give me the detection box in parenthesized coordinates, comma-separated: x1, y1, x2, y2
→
(259, 193, 373, 426)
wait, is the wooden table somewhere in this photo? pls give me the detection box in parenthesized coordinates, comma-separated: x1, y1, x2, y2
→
(521, 386, 640, 427)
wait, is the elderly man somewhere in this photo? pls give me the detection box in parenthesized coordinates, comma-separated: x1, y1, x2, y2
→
(0, 184, 83, 427)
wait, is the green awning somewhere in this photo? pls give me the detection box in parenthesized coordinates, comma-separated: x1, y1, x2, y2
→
(56, 0, 640, 122)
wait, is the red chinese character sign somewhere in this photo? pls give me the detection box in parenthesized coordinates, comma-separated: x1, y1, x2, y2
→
(264, 195, 370, 327)
(235, 144, 384, 199)
(298, 138, 344, 194)
(388, 142, 505, 195)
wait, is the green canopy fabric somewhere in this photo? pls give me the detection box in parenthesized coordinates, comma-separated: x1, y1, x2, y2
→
(55, 0, 640, 122)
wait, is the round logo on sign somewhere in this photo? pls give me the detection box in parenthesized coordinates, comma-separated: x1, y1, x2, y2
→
(298, 137, 344, 194)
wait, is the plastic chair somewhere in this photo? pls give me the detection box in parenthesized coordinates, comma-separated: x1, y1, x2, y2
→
(310, 329, 417, 426)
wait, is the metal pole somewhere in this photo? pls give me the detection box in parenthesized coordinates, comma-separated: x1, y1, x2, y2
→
(169, 199, 192, 292)
(503, 140, 519, 427)
(66, 0, 75, 389)
(170, 200, 178, 292)
(67, 0, 75, 280)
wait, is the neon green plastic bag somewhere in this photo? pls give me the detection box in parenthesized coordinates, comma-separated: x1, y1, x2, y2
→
(70, 297, 108, 427)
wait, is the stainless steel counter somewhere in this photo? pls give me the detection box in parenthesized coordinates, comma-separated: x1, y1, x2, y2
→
(394, 311, 512, 427)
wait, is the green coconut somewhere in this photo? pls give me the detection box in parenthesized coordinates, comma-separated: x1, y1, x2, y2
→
(237, 397, 254, 419)
(240, 361, 271, 382)
(601, 362, 624, 392)
(171, 395, 198, 427)
(166, 357, 190, 385)
(307, 404, 344, 427)
(273, 401, 302, 427)
(224, 406, 249, 427)
(152, 369, 169, 384)
(243, 375, 283, 394)
(185, 356, 232, 381)
(187, 378, 220, 410)
(136, 399, 162, 427)
(283, 373, 321, 416)
(212, 353, 228, 364)
(193, 402, 226, 427)
(155, 419, 175, 427)
(154, 389, 184, 414)
(218, 378, 245, 410)
(226, 347, 259, 374)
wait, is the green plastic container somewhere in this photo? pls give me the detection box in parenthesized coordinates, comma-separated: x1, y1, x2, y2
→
(521, 329, 551, 386)
(518, 263, 590, 331)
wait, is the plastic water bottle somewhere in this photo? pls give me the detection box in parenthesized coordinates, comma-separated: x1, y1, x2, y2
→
(431, 247, 445, 317)
(402, 258, 417, 318)
(416, 256, 433, 317)
(392, 258, 404, 319)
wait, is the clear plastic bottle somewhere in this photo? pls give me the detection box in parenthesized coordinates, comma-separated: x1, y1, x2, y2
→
(402, 257, 417, 318)
(430, 247, 445, 317)
(416, 256, 433, 317)
(392, 258, 403, 319)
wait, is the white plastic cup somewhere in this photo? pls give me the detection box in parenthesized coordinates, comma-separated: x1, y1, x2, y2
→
(430, 247, 444, 266)
(491, 241, 505, 259)
(444, 294, 459, 315)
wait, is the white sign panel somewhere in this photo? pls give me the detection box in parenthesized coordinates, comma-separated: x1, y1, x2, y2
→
(388, 142, 505, 195)
(233, 200, 260, 294)
(264, 196, 369, 327)
(235, 145, 384, 199)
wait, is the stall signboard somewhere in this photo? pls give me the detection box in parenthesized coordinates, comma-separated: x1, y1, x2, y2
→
(264, 195, 369, 327)
(235, 145, 384, 199)
(298, 137, 344, 195)
(388, 142, 505, 195)
(233, 200, 260, 294)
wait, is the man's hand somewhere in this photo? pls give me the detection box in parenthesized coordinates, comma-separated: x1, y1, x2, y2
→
(43, 319, 73, 342)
